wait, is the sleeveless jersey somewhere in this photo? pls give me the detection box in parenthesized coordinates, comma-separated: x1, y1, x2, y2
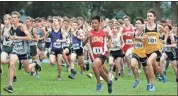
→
(164, 34, 176, 52)
(45, 27, 52, 43)
(88, 29, 107, 61)
(109, 33, 122, 51)
(132, 32, 146, 58)
(71, 31, 82, 50)
(49, 28, 63, 50)
(62, 32, 71, 48)
(12, 25, 29, 54)
(2, 26, 13, 47)
(122, 25, 134, 53)
(29, 28, 37, 46)
(36, 27, 44, 43)
(144, 24, 161, 54)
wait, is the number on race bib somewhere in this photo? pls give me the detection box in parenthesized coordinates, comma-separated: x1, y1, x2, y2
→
(165, 47, 172, 52)
(46, 38, 51, 42)
(135, 42, 143, 49)
(148, 36, 157, 44)
(63, 43, 70, 47)
(14, 42, 23, 50)
(72, 43, 80, 50)
(126, 39, 133, 45)
(93, 47, 103, 54)
(3, 41, 12, 47)
(53, 42, 61, 48)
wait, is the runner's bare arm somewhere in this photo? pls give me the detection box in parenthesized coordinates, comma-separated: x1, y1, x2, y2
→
(104, 29, 112, 48)
(40, 27, 47, 40)
(163, 33, 176, 48)
(83, 31, 91, 47)
(121, 35, 125, 49)
(158, 24, 169, 44)
(32, 28, 38, 42)
(134, 32, 145, 41)
(59, 34, 67, 43)
(77, 29, 85, 41)
(119, 27, 124, 35)
(13, 24, 30, 40)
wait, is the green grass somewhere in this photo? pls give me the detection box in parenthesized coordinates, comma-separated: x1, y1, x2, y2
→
(1, 63, 177, 95)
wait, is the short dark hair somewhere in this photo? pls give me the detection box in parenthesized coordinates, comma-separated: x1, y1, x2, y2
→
(25, 16, 32, 21)
(41, 17, 46, 21)
(166, 24, 172, 31)
(77, 17, 84, 21)
(35, 17, 42, 22)
(147, 8, 157, 17)
(160, 20, 166, 23)
(92, 16, 100, 22)
(123, 15, 130, 21)
(135, 17, 144, 24)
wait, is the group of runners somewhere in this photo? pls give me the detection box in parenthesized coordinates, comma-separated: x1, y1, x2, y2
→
(0, 8, 177, 94)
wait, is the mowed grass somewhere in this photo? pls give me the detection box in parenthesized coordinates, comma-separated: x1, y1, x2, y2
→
(1, 62, 177, 95)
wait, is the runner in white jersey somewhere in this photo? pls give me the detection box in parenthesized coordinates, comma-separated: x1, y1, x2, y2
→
(44, 17, 53, 58)
(61, 19, 72, 72)
(109, 24, 125, 80)
(1, 14, 17, 82)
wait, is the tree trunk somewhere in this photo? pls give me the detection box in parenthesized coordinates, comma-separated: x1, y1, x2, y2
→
(153, 1, 161, 21)
(172, 1, 178, 25)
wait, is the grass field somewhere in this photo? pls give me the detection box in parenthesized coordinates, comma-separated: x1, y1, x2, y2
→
(1, 63, 177, 95)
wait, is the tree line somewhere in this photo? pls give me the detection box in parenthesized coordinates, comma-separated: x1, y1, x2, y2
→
(0, 1, 177, 24)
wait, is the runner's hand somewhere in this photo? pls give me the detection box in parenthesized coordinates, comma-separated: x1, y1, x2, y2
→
(87, 32, 92, 38)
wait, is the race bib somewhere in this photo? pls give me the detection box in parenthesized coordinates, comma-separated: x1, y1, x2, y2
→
(46, 38, 51, 42)
(126, 39, 133, 45)
(135, 42, 143, 49)
(14, 42, 23, 51)
(3, 41, 12, 47)
(148, 36, 157, 44)
(53, 42, 61, 48)
(165, 47, 172, 52)
(63, 43, 70, 47)
(29, 40, 34, 45)
(72, 43, 80, 50)
(93, 47, 103, 54)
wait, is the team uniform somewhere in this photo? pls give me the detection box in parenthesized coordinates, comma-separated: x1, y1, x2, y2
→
(29, 28, 38, 57)
(122, 25, 134, 54)
(164, 35, 177, 61)
(132, 32, 147, 67)
(62, 31, 72, 55)
(109, 34, 124, 60)
(36, 27, 45, 51)
(49, 28, 63, 56)
(144, 24, 162, 62)
(11, 25, 29, 60)
(143, 23, 167, 92)
(1, 27, 13, 55)
(88, 29, 108, 64)
(71, 31, 83, 57)
(131, 32, 148, 88)
(109, 33, 124, 80)
(45, 27, 52, 50)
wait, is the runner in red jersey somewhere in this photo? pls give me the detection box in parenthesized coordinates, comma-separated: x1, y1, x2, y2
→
(119, 16, 135, 77)
(83, 16, 113, 94)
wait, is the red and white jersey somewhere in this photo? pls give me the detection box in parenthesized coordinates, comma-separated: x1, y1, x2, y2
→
(122, 25, 134, 53)
(88, 29, 108, 62)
